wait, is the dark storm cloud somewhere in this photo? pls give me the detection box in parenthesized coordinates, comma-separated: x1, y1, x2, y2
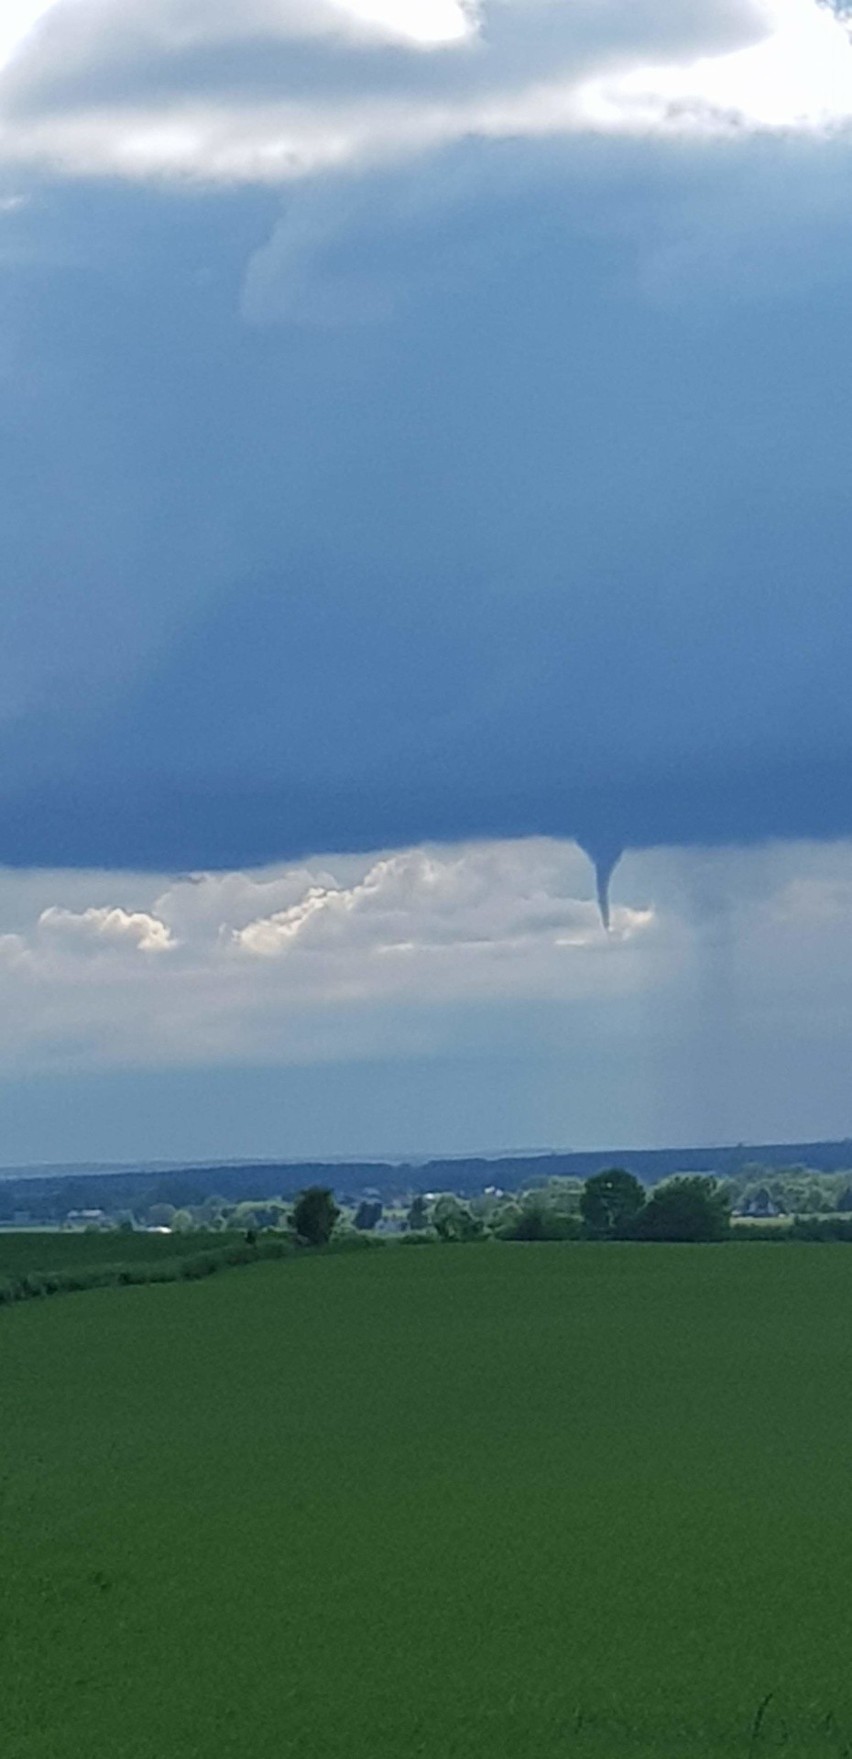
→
(1, 131, 852, 876)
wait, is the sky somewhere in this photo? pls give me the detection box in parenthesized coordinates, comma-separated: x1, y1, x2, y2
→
(2, 0, 852, 1162)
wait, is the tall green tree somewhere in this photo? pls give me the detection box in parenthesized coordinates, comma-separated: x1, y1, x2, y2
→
(291, 1186, 340, 1247)
(354, 1200, 382, 1232)
(580, 1168, 646, 1239)
(407, 1194, 429, 1231)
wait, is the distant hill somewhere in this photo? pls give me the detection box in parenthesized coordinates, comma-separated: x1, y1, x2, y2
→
(2, 1139, 852, 1220)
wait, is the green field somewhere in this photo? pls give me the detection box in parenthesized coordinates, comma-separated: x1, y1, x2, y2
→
(0, 1228, 234, 1279)
(1, 1243, 851, 1758)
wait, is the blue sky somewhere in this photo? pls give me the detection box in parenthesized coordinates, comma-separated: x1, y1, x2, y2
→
(1, 0, 852, 1161)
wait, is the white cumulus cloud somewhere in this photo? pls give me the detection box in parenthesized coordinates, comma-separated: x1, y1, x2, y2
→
(37, 903, 176, 953)
(232, 845, 649, 957)
(579, 0, 852, 133)
(0, 835, 851, 1126)
(0, 838, 653, 1070)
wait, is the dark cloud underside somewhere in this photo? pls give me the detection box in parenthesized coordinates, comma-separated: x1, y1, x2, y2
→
(1, 135, 852, 870)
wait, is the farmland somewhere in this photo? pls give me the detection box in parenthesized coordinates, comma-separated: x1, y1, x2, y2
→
(1, 1244, 851, 1757)
(0, 1227, 234, 1279)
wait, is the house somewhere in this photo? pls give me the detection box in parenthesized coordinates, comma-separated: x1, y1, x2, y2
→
(736, 1190, 781, 1219)
(64, 1208, 111, 1230)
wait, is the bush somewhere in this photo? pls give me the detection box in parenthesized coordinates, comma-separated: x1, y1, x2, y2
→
(0, 1230, 302, 1314)
(259, 1236, 297, 1262)
(134, 1262, 181, 1285)
(790, 1215, 852, 1242)
(19, 1271, 51, 1298)
(397, 1229, 438, 1246)
(328, 1227, 386, 1253)
(497, 1198, 582, 1241)
(633, 1176, 730, 1242)
(180, 1252, 222, 1280)
(730, 1221, 790, 1242)
(432, 1196, 483, 1243)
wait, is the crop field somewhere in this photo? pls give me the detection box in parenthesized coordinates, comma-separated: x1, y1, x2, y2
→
(1, 1243, 851, 1758)
(0, 1227, 234, 1279)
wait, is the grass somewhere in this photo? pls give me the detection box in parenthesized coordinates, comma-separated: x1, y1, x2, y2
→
(1, 1243, 851, 1757)
(0, 1228, 236, 1277)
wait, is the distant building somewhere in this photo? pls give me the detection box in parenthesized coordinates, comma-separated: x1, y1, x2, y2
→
(735, 1192, 781, 1219)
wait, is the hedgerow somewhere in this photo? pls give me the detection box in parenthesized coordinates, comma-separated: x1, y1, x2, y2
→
(0, 1232, 299, 1309)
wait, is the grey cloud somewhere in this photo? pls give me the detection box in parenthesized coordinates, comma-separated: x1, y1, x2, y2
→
(0, 0, 772, 182)
(7, 0, 764, 108)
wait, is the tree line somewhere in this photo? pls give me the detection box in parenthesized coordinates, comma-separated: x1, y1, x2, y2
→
(140, 1170, 852, 1248)
(289, 1172, 729, 1246)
